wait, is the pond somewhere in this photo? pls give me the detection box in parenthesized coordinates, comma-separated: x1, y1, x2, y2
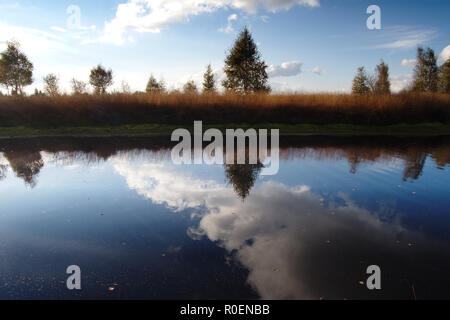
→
(0, 135, 449, 300)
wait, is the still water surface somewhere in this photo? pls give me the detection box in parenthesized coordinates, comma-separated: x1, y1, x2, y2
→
(0, 136, 449, 300)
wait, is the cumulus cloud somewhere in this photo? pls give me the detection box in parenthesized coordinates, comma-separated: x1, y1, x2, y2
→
(312, 66, 325, 75)
(267, 61, 302, 77)
(101, 0, 320, 45)
(439, 45, 450, 62)
(390, 74, 412, 92)
(110, 152, 436, 299)
(401, 59, 416, 67)
(219, 13, 238, 34)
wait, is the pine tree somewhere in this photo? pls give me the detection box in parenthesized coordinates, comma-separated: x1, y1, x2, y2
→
(202, 64, 216, 93)
(352, 67, 370, 95)
(223, 27, 270, 94)
(374, 60, 391, 94)
(412, 47, 438, 92)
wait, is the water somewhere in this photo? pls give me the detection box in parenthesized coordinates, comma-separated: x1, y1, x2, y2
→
(0, 136, 449, 300)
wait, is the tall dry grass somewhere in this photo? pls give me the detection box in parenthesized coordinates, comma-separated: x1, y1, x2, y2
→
(0, 92, 449, 127)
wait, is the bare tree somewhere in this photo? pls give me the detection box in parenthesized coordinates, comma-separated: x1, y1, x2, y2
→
(71, 78, 88, 95)
(43, 73, 60, 96)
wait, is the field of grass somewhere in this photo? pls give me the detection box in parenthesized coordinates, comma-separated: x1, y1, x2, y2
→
(0, 92, 449, 136)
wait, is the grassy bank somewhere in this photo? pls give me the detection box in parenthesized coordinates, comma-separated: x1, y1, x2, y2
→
(1, 122, 450, 138)
(0, 93, 449, 136)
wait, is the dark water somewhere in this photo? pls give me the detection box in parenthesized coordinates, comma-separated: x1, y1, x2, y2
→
(0, 136, 449, 300)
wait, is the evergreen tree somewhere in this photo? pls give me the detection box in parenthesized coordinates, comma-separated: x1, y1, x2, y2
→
(202, 64, 216, 93)
(412, 47, 439, 92)
(223, 27, 270, 94)
(374, 60, 391, 94)
(352, 67, 370, 95)
(0, 40, 33, 95)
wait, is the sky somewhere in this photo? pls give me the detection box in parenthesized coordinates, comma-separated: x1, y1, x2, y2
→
(0, 0, 449, 94)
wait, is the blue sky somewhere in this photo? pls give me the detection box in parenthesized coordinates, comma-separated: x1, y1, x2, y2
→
(0, 0, 449, 93)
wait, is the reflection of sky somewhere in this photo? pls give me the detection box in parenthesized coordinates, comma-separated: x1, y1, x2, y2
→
(0, 150, 449, 299)
(110, 152, 450, 299)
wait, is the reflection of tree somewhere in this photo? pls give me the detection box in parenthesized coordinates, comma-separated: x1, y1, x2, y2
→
(0, 164, 7, 181)
(225, 163, 263, 200)
(347, 154, 363, 174)
(403, 153, 427, 182)
(3, 152, 44, 187)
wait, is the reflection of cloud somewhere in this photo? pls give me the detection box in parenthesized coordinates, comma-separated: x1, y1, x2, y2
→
(111, 154, 435, 299)
(113, 157, 233, 211)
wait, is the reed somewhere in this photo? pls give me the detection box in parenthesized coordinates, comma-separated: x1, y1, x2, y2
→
(0, 92, 448, 127)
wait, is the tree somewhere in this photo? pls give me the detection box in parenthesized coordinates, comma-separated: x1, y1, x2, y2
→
(202, 64, 216, 93)
(183, 80, 198, 94)
(352, 67, 370, 95)
(439, 59, 450, 93)
(374, 60, 391, 94)
(121, 80, 131, 94)
(146, 75, 165, 93)
(222, 27, 270, 94)
(89, 65, 113, 94)
(71, 78, 88, 95)
(225, 163, 263, 200)
(33, 88, 45, 96)
(412, 47, 438, 92)
(43, 73, 60, 96)
(0, 40, 33, 95)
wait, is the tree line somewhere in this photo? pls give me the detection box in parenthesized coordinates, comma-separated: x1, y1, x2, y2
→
(0, 27, 268, 97)
(1, 28, 449, 97)
(352, 47, 450, 95)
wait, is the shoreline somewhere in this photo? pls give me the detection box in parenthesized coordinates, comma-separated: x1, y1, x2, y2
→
(0, 123, 450, 139)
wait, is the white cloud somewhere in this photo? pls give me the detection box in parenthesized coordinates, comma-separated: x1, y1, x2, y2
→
(0, 23, 74, 56)
(260, 15, 269, 22)
(109, 153, 431, 299)
(401, 59, 416, 67)
(268, 60, 302, 77)
(101, 0, 320, 45)
(374, 26, 436, 50)
(390, 74, 412, 93)
(438, 45, 450, 62)
(50, 26, 67, 33)
(312, 66, 325, 75)
(219, 13, 238, 34)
